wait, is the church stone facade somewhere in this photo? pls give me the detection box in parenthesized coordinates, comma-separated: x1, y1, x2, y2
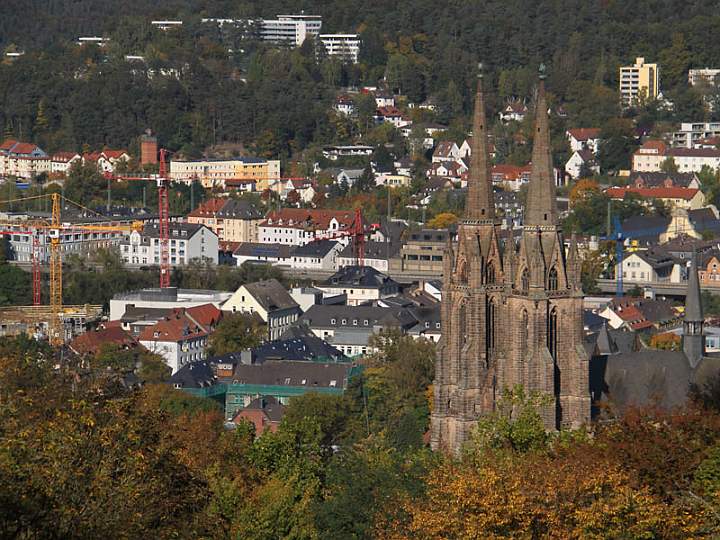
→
(431, 68, 591, 453)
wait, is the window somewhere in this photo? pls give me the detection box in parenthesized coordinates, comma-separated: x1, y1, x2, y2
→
(329, 380, 337, 387)
(284, 377, 291, 385)
(331, 318, 336, 325)
(486, 261, 495, 284)
(353, 319, 358, 326)
(548, 267, 558, 291)
(521, 268, 529, 293)
(341, 319, 347, 325)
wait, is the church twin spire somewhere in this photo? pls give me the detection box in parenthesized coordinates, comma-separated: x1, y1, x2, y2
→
(465, 64, 557, 228)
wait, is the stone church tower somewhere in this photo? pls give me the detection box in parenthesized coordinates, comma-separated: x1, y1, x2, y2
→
(431, 67, 590, 453)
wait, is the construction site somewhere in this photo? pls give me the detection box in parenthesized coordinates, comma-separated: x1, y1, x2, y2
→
(0, 150, 174, 345)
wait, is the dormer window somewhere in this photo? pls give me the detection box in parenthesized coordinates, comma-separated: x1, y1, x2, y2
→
(341, 318, 347, 325)
(331, 318, 336, 325)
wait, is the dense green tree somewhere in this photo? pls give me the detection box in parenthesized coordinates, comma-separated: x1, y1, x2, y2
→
(207, 312, 265, 356)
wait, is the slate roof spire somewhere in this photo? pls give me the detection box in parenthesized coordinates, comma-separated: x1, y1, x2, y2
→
(685, 251, 703, 322)
(524, 64, 558, 227)
(465, 62, 495, 221)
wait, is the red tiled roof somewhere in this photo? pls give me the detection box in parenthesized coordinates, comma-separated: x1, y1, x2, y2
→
(188, 198, 226, 217)
(667, 147, 720, 158)
(0, 139, 18, 151)
(491, 164, 531, 180)
(219, 240, 241, 252)
(183, 303, 222, 329)
(83, 152, 102, 162)
(376, 106, 402, 117)
(261, 208, 355, 230)
(69, 326, 137, 355)
(102, 149, 129, 160)
(636, 140, 667, 154)
(9, 142, 38, 154)
(567, 128, 601, 141)
(606, 186, 700, 201)
(138, 312, 208, 342)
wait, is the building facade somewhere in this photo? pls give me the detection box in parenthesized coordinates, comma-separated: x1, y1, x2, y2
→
(169, 157, 280, 189)
(431, 70, 590, 454)
(119, 223, 218, 267)
(620, 57, 659, 106)
(318, 34, 360, 63)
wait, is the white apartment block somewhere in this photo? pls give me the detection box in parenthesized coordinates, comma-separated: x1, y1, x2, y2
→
(671, 122, 720, 148)
(689, 68, 720, 87)
(319, 34, 360, 64)
(259, 15, 322, 47)
(620, 57, 659, 106)
(119, 223, 218, 267)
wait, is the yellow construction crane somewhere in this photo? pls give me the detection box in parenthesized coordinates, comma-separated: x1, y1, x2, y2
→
(1, 192, 143, 345)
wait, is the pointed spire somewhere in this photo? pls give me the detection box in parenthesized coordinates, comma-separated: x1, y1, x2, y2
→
(465, 63, 495, 221)
(525, 64, 558, 228)
(685, 251, 703, 322)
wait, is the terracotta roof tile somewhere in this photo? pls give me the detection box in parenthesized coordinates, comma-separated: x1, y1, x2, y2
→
(606, 186, 700, 201)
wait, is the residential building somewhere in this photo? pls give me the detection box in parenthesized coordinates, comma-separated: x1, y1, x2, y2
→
(83, 149, 131, 174)
(169, 157, 280, 189)
(119, 222, 219, 267)
(491, 164, 532, 191)
(565, 149, 599, 179)
(334, 95, 355, 115)
(109, 288, 231, 323)
(335, 168, 364, 188)
(428, 160, 467, 180)
(400, 228, 449, 275)
(689, 68, 720, 87)
(258, 208, 356, 246)
(257, 15, 322, 47)
(628, 171, 701, 190)
(322, 145, 374, 160)
(605, 186, 705, 210)
(290, 240, 341, 271)
(289, 287, 346, 313)
(317, 265, 400, 306)
(337, 240, 400, 273)
(68, 325, 139, 357)
(0, 140, 50, 179)
(318, 34, 360, 64)
(138, 310, 210, 373)
(633, 140, 720, 173)
(698, 249, 720, 286)
(151, 20, 183, 30)
(187, 198, 263, 243)
(616, 248, 683, 285)
(671, 122, 720, 148)
(77, 36, 109, 46)
(498, 100, 527, 122)
(373, 92, 395, 108)
(620, 57, 660, 106)
(566, 128, 601, 153)
(298, 304, 418, 356)
(221, 279, 302, 340)
(599, 297, 680, 332)
(375, 173, 412, 188)
(50, 151, 81, 176)
(232, 396, 285, 435)
(432, 141, 461, 163)
(232, 242, 292, 266)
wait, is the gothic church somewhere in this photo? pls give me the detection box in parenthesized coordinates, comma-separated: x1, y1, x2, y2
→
(431, 67, 591, 453)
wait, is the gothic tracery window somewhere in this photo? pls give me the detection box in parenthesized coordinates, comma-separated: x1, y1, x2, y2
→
(547, 307, 558, 361)
(548, 267, 558, 291)
(520, 309, 529, 360)
(486, 298, 496, 362)
(459, 301, 468, 347)
(486, 261, 495, 284)
(521, 268, 529, 293)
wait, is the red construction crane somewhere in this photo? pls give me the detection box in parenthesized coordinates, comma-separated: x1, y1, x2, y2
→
(309, 207, 365, 266)
(104, 148, 171, 287)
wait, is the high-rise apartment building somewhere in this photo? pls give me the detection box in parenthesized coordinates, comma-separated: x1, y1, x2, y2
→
(318, 34, 361, 64)
(259, 15, 322, 47)
(620, 57, 659, 106)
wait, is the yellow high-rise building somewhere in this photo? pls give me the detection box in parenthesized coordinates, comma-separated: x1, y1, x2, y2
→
(620, 57, 659, 106)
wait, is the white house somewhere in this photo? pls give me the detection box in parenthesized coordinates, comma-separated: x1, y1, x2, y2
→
(232, 242, 291, 267)
(258, 208, 355, 246)
(615, 249, 683, 285)
(317, 265, 400, 306)
(290, 240, 341, 271)
(566, 149, 600, 179)
(499, 101, 527, 122)
(221, 279, 302, 340)
(566, 128, 602, 153)
(119, 223, 218, 267)
(138, 311, 209, 374)
(336, 168, 364, 188)
(432, 141, 461, 163)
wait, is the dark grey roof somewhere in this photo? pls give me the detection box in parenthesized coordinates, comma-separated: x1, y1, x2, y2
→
(120, 305, 170, 323)
(251, 326, 348, 363)
(299, 304, 418, 330)
(233, 242, 292, 258)
(339, 240, 401, 259)
(685, 254, 704, 322)
(637, 299, 678, 324)
(244, 279, 299, 312)
(216, 199, 263, 220)
(169, 360, 216, 388)
(633, 247, 677, 270)
(629, 171, 698, 188)
(374, 217, 407, 244)
(688, 208, 720, 234)
(621, 215, 670, 236)
(243, 395, 285, 422)
(590, 350, 693, 411)
(291, 239, 339, 258)
(324, 265, 399, 289)
(583, 310, 606, 332)
(142, 222, 208, 239)
(232, 360, 354, 389)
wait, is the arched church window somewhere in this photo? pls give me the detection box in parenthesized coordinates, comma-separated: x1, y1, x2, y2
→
(547, 307, 558, 361)
(521, 268, 529, 294)
(458, 301, 468, 347)
(486, 298, 496, 362)
(548, 267, 558, 291)
(520, 309, 529, 360)
(486, 261, 495, 284)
